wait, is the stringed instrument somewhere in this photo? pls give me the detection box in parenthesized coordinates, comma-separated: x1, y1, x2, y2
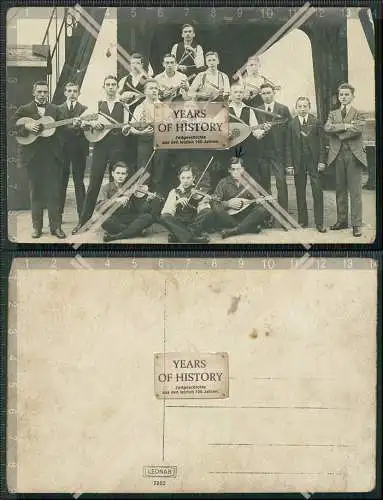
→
(227, 118, 288, 148)
(159, 73, 196, 101)
(188, 188, 274, 215)
(133, 184, 164, 201)
(15, 113, 98, 145)
(83, 115, 154, 143)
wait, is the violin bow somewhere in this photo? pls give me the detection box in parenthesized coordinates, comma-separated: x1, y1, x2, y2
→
(186, 156, 215, 204)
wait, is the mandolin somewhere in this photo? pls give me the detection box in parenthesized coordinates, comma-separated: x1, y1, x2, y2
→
(83, 116, 154, 142)
(227, 118, 288, 148)
(15, 113, 98, 145)
(159, 73, 196, 101)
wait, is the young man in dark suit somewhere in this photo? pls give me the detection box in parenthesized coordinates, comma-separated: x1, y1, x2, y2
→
(12, 80, 66, 239)
(57, 82, 89, 226)
(255, 83, 292, 214)
(286, 97, 327, 232)
(324, 83, 367, 237)
(72, 75, 129, 234)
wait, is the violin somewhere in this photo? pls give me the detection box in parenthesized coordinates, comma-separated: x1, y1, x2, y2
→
(133, 184, 164, 201)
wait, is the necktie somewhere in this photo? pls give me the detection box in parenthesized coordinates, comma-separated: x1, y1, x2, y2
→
(303, 117, 307, 125)
(341, 105, 347, 120)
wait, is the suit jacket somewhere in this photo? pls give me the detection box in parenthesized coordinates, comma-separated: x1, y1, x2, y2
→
(286, 114, 327, 174)
(57, 101, 89, 157)
(324, 106, 367, 167)
(12, 101, 64, 168)
(255, 101, 292, 160)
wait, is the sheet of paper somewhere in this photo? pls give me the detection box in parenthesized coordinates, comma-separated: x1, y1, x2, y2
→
(8, 258, 377, 493)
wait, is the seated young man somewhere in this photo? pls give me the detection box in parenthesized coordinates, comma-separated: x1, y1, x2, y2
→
(160, 165, 214, 244)
(96, 161, 162, 242)
(211, 157, 270, 239)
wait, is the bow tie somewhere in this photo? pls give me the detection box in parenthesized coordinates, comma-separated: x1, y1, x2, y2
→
(35, 102, 47, 108)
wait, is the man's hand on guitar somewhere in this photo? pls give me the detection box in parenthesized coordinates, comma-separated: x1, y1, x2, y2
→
(93, 121, 105, 130)
(83, 120, 103, 131)
(122, 124, 131, 136)
(24, 121, 40, 133)
(227, 198, 243, 210)
(72, 117, 82, 128)
(178, 64, 187, 72)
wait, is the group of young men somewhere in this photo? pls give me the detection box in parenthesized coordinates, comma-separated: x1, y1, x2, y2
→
(12, 23, 368, 241)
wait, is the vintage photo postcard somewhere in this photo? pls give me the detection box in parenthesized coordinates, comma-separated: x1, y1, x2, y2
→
(7, 257, 377, 493)
(6, 5, 376, 244)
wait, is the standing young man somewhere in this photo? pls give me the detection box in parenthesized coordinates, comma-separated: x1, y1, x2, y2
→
(286, 97, 327, 232)
(118, 53, 150, 106)
(128, 79, 170, 194)
(12, 80, 66, 239)
(72, 75, 129, 233)
(171, 24, 205, 79)
(57, 82, 89, 226)
(324, 83, 367, 237)
(226, 84, 263, 181)
(255, 83, 292, 213)
(240, 56, 267, 107)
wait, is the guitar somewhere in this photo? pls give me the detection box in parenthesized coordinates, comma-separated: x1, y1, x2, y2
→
(159, 73, 196, 101)
(15, 113, 98, 145)
(83, 115, 154, 143)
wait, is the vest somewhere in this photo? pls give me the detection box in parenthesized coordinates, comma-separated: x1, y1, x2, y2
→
(175, 186, 198, 218)
(299, 118, 311, 157)
(228, 105, 250, 125)
(98, 101, 124, 137)
(175, 41, 198, 65)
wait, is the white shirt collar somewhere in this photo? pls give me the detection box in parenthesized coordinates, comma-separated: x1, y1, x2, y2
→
(66, 100, 76, 109)
(341, 103, 352, 113)
(298, 114, 309, 124)
(265, 101, 275, 111)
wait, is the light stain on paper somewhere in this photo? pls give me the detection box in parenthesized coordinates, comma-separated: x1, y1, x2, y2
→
(209, 284, 222, 294)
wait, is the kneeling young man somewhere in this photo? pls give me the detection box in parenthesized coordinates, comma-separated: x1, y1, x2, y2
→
(97, 161, 162, 242)
(211, 157, 270, 239)
(160, 165, 214, 243)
